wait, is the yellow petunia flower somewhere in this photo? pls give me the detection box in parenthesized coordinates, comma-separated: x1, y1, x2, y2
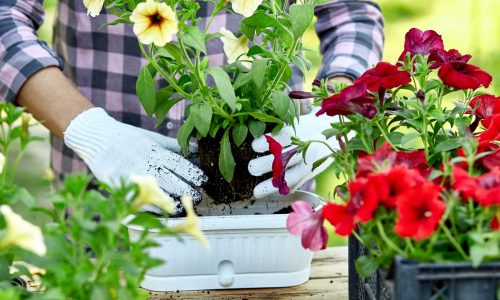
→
(0, 205, 46, 256)
(130, 0, 179, 47)
(130, 175, 176, 214)
(220, 28, 251, 68)
(173, 196, 210, 250)
(231, 0, 263, 17)
(83, 0, 105, 17)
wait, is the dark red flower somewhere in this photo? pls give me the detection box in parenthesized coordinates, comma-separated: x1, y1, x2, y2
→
(266, 135, 297, 195)
(468, 95, 500, 128)
(356, 142, 430, 178)
(478, 114, 500, 144)
(438, 62, 492, 90)
(452, 166, 500, 207)
(398, 28, 444, 63)
(367, 166, 428, 208)
(321, 178, 379, 236)
(286, 200, 328, 251)
(394, 183, 445, 241)
(289, 91, 316, 99)
(428, 49, 472, 69)
(316, 82, 377, 119)
(355, 62, 411, 92)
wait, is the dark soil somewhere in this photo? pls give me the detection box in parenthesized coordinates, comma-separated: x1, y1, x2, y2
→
(198, 135, 265, 204)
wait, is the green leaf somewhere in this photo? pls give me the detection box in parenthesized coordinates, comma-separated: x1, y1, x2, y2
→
(219, 129, 235, 182)
(291, 55, 310, 75)
(177, 117, 194, 155)
(156, 44, 183, 62)
(248, 112, 283, 123)
(179, 26, 206, 54)
(242, 13, 279, 28)
(10, 187, 35, 207)
(249, 120, 266, 138)
(434, 138, 466, 153)
(190, 103, 212, 137)
(136, 63, 156, 116)
(271, 91, 291, 118)
(355, 255, 379, 278)
(232, 123, 248, 147)
(207, 67, 237, 112)
(289, 4, 314, 38)
(240, 22, 255, 40)
(312, 155, 331, 172)
(251, 59, 268, 93)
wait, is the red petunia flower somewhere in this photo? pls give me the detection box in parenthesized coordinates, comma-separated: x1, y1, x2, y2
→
(428, 48, 472, 69)
(356, 142, 430, 178)
(265, 135, 297, 195)
(394, 183, 445, 241)
(321, 178, 379, 236)
(468, 95, 500, 128)
(491, 216, 499, 231)
(398, 28, 444, 63)
(367, 166, 428, 208)
(316, 82, 378, 119)
(452, 166, 500, 207)
(355, 62, 411, 93)
(286, 200, 328, 251)
(438, 62, 492, 90)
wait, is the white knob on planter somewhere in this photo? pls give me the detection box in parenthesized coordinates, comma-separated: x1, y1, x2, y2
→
(218, 260, 235, 287)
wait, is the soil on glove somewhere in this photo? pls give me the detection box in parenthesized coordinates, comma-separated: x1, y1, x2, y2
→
(198, 135, 266, 204)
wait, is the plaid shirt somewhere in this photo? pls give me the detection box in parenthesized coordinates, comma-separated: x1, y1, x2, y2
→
(0, 0, 384, 180)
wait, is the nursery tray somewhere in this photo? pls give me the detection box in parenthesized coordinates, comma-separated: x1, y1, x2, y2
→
(126, 191, 323, 292)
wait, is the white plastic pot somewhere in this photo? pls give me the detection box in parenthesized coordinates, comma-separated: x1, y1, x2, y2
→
(126, 191, 322, 291)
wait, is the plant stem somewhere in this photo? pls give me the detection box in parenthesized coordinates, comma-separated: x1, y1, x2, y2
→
(376, 221, 405, 256)
(439, 222, 468, 260)
(375, 121, 396, 149)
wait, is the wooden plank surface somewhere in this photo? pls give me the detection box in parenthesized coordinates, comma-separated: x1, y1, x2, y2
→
(149, 246, 348, 300)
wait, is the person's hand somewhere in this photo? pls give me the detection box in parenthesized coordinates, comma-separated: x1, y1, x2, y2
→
(64, 107, 207, 214)
(248, 111, 340, 198)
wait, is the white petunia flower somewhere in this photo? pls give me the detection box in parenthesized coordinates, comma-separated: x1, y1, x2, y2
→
(0, 205, 46, 256)
(220, 28, 251, 68)
(130, 175, 176, 214)
(231, 0, 264, 17)
(173, 196, 210, 249)
(83, 0, 105, 17)
(130, 0, 179, 47)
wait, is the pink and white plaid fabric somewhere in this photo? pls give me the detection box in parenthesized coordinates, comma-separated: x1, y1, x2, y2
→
(0, 0, 384, 181)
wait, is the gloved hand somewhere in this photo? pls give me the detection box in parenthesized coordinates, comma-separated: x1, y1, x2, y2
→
(64, 107, 207, 215)
(248, 110, 340, 198)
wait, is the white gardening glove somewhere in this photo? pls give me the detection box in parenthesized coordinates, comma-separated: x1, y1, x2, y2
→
(248, 110, 340, 198)
(64, 107, 207, 215)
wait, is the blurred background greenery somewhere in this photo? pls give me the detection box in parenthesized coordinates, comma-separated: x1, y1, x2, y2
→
(16, 0, 500, 242)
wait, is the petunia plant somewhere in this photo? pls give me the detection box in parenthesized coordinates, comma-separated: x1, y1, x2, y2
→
(84, 0, 316, 186)
(278, 28, 499, 274)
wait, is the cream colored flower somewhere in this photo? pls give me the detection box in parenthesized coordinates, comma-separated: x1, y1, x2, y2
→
(42, 169, 56, 182)
(220, 28, 251, 67)
(130, 0, 179, 47)
(231, 0, 263, 17)
(0, 205, 46, 256)
(173, 196, 210, 249)
(130, 175, 176, 214)
(83, 0, 105, 17)
(0, 152, 5, 174)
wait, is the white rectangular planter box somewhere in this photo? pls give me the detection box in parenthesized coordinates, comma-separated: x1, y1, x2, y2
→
(126, 191, 322, 292)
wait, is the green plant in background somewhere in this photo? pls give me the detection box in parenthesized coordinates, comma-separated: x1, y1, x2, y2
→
(0, 103, 208, 299)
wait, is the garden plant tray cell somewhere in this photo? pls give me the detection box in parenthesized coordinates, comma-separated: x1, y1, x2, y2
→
(126, 191, 322, 292)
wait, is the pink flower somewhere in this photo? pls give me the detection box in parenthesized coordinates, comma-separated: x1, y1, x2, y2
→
(398, 28, 444, 63)
(266, 135, 297, 195)
(428, 49, 471, 69)
(287, 201, 328, 251)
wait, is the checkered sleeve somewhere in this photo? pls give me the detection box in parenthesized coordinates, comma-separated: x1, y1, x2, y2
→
(314, 0, 384, 80)
(0, 0, 63, 102)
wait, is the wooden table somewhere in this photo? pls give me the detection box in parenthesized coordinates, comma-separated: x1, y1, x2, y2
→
(149, 246, 348, 300)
